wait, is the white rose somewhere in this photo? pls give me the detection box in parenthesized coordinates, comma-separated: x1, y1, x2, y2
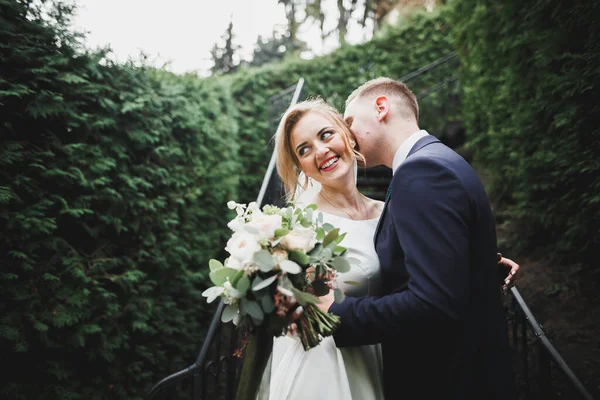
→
(225, 232, 261, 266)
(280, 226, 317, 252)
(225, 257, 243, 270)
(248, 212, 282, 239)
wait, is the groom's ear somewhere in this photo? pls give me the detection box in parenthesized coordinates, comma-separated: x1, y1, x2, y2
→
(375, 96, 390, 122)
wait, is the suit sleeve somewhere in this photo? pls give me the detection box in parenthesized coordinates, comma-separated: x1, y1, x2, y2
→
(329, 157, 472, 347)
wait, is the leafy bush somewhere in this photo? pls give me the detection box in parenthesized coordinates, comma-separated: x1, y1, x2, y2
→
(0, 1, 238, 398)
(451, 0, 600, 262)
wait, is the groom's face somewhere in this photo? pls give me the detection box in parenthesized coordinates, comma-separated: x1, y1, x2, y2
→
(344, 97, 380, 168)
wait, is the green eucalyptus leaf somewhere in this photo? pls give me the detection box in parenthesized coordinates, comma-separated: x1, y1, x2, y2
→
(335, 232, 346, 244)
(322, 228, 339, 247)
(280, 260, 302, 274)
(316, 227, 325, 241)
(288, 250, 310, 265)
(274, 228, 290, 238)
(253, 249, 275, 272)
(252, 274, 278, 291)
(322, 223, 335, 232)
(334, 246, 346, 255)
(221, 304, 238, 323)
(320, 247, 333, 261)
(305, 208, 313, 222)
(209, 259, 224, 272)
(209, 267, 238, 286)
(261, 295, 275, 313)
(331, 257, 351, 273)
(308, 243, 323, 257)
(236, 275, 251, 294)
(231, 269, 244, 286)
(241, 298, 264, 321)
(300, 218, 312, 228)
(306, 204, 318, 211)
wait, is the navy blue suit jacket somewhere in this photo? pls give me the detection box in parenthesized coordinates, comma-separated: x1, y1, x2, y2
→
(329, 135, 515, 399)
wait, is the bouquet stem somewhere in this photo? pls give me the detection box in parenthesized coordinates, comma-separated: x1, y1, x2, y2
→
(296, 304, 341, 351)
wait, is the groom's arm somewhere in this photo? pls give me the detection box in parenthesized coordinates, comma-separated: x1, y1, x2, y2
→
(329, 157, 472, 347)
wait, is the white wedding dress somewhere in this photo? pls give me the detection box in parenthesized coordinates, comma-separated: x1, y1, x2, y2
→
(258, 211, 385, 400)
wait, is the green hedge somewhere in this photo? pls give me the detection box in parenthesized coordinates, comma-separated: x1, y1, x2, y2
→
(229, 8, 459, 203)
(0, 1, 238, 398)
(451, 0, 599, 261)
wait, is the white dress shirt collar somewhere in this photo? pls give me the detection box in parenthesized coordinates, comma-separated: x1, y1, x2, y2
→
(391, 130, 429, 174)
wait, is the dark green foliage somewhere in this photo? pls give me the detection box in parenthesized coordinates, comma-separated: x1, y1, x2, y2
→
(229, 7, 458, 203)
(0, 1, 238, 398)
(451, 0, 599, 262)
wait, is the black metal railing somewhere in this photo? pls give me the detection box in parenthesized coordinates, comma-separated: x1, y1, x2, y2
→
(506, 287, 594, 400)
(146, 54, 594, 400)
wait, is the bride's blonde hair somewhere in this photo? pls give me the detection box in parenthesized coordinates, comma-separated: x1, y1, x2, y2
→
(274, 98, 365, 201)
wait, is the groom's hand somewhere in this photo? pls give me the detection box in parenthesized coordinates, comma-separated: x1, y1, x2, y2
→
(316, 290, 336, 313)
(498, 253, 520, 294)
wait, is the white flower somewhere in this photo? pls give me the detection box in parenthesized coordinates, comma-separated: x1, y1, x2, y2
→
(224, 279, 242, 299)
(225, 231, 261, 266)
(247, 202, 259, 212)
(227, 217, 245, 232)
(225, 257, 243, 270)
(227, 201, 237, 210)
(236, 206, 246, 217)
(247, 212, 282, 239)
(280, 226, 317, 252)
(202, 286, 224, 303)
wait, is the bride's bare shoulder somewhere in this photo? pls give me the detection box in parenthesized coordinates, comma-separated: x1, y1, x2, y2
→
(365, 197, 385, 217)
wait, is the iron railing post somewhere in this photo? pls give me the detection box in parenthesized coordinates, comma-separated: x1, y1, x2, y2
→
(538, 339, 552, 400)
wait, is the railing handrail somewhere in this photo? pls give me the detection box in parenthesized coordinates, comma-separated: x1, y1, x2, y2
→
(416, 75, 459, 100)
(256, 78, 305, 207)
(398, 51, 458, 84)
(146, 77, 306, 399)
(509, 287, 595, 400)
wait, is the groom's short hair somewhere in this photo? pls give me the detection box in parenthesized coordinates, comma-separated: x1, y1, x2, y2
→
(346, 77, 419, 122)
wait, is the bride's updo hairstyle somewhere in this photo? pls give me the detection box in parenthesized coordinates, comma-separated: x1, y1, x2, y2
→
(274, 98, 365, 201)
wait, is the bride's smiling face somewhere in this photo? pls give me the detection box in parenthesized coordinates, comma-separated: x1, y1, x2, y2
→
(290, 111, 354, 186)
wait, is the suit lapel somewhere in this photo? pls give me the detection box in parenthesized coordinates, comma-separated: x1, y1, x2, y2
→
(373, 135, 441, 245)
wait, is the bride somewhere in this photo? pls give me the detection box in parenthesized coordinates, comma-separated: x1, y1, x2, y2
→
(256, 98, 519, 399)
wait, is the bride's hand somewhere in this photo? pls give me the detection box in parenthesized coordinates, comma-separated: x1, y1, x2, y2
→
(286, 306, 304, 337)
(316, 290, 335, 313)
(306, 265, 316, 282)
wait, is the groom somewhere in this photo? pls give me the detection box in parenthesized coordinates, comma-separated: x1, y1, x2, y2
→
(318, 78, 516, 399)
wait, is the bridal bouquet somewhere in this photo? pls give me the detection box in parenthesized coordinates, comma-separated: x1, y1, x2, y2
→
(202, 200, 354, 351)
